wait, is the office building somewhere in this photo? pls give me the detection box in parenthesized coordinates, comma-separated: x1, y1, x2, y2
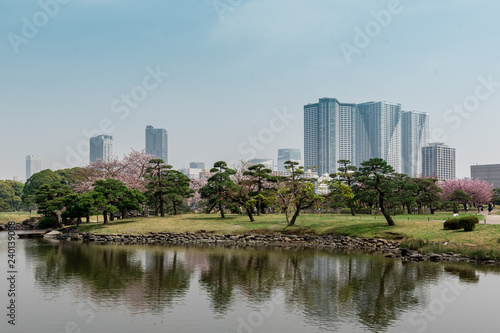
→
(190, 162, 205, 169)
(90, 135, 113, 162)
(304, 98, 429, 176)
(179, 168, 202, 179)
(145, 125, 168, 163)
(471, 164, 500, 188)
(422, 143, 455, 181)
(26, 155, 41, 179)
(278, 149, 301, 172)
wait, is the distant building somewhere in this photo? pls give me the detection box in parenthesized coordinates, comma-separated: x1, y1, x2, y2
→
(471, 164, 500, 188)
(190, 162, 205, 169)
(90, 135, 113, 162)
(145, 125, 168, 163)
(278, 149, 301, 172)
(179, 168, 202, 179)
(249, 158, 274, 170)
(26, 155, 41, 179)
(304, 98, 429, 176)
(422, 143, 456, 181)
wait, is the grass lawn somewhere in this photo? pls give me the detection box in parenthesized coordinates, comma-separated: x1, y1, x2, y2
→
(0, 212, 38, 224)
(74, 212, 500, 258)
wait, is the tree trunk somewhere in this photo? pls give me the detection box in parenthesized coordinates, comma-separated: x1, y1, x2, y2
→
(257, 198, 261, 216)
(378, 193, 395, 226)
(289, 207, 301, 226)
(219, 203, 225, 219)
(122, 209, 128, 219)
(86, 216, 90, 223)
(103, 210, 108, 225)
(173, 201, 178, 215)
(110, 213, 114, 221)
(245, 207, 255, 222)
(159, 190, 165, 217)
(350, 206, 356, 216)
(76, 217, 82, 227)
(406, 204, 412, 214)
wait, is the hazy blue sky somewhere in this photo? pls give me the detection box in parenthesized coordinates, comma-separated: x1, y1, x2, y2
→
(1, 0, 499, 180)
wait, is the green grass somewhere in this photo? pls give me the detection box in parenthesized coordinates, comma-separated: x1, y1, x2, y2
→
(73, 212, 500, 259)
(0, 212, 38, 224)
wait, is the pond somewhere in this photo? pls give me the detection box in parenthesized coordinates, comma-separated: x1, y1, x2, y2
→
(1, 232, 499, 332)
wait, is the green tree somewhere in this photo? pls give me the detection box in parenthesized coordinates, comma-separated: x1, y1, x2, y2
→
(393, 174, 418, 214)
(243, 164, 277, 216)
(64, 192, 97, 226)
(332, 159, 357, 215)
(35, 182, 74, 227)
(354, 158, 398, 226)
(163, 169, 193, 216)
(276, 161, 322, 226)
(91, 179, 142, 224)
(200, 161, 238, 218)
(23, 169, 63, 210)
(145, 159, 169, 217)
(0, 198, 9, 212)
(415, 178, 443, 214)
(448, 189, 472, 213)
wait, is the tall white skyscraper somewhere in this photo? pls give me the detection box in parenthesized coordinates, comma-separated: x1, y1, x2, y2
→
(422, 143, 456, 181)
(304, 98, 429, 176)
(90, 135, 113, 162)
(145, 125, 168, 163)
(26, 155, 41, 180)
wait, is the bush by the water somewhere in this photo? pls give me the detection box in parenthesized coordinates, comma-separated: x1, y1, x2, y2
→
(443, 216, 479, 231)
(37, 217, 57, 229)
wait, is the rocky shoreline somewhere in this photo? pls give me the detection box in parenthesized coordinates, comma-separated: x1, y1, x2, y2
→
(50, 229, 499, 266)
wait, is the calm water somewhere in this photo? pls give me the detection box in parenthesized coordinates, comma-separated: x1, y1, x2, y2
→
(1, 232, 500, 333)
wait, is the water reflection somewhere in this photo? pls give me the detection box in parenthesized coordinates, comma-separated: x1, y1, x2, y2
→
(21, 239, 500, 332)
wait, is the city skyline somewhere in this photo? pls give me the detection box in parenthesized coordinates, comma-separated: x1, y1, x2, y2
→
(2, 1, 500, 180)
(304, 98, 429, 176)
(145, 125, 168, 163)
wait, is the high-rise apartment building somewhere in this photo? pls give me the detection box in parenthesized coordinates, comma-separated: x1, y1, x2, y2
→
(90, 135, 113, 162)
(304, 98, 429, 176)
(422, 143, 455, 181)
(402, 111, 429, 177)
(145, 125, 168, 163)
(26, 155, 41, 180)
(278, 149, 301, 171)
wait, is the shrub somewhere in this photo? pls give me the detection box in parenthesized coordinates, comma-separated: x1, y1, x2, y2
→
(443, 218, 462, 230)
(339, 208, 351, 214)
(460, 216, 479, 232)
(37, 217, 57, 229)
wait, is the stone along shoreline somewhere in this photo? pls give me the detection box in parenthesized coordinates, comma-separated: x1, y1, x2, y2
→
(50, 230, 500, 266)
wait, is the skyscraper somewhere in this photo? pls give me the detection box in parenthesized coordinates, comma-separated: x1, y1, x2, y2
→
(26, 155, 41, 180)
(304, 98, 429, 176)
(278, 149, 301, 171)
(145, 125, 168, 163)
(422, 143, 455, 181)
(90, 135, 113, 162)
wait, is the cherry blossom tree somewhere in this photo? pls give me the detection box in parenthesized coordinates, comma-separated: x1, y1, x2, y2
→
(72, 149, 154, 193)
(438, 178, 493, 204)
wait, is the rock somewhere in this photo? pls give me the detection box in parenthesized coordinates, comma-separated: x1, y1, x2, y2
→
(43, 231, 61, 238)
(0, 223, 5, 231)
(429, 254, 442, 262)
(384, 253, 396, 259)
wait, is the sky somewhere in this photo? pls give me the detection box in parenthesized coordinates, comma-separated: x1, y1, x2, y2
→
(1, 0, 500, 180)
